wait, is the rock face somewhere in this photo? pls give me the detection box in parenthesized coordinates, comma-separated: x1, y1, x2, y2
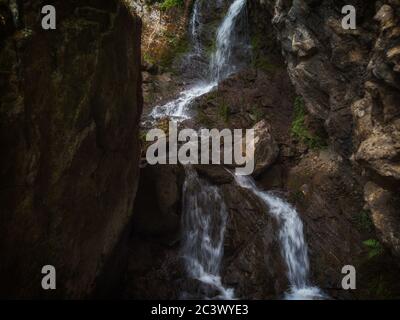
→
(123, 165, 287, 299)
(364, 182, 400, 259)
(219, 183, 288, 299)
(250, 0, 400, 261)
(0, 0, 142, 298)
(251, 119, 280, 176)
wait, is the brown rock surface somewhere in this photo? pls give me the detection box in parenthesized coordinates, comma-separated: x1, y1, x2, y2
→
(0, 0, 142, 298)
(250, 0, 400, 264)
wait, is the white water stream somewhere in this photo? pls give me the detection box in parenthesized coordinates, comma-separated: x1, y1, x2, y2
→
(148, 0, 324, 300)
(233, 174, 326, 300)
(150, 0, 247, 121)
(181, 167, 234, 299)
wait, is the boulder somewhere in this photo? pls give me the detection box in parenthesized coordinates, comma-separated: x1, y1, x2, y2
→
(250, 120, 280, 177)
(194, 164, 234, 185)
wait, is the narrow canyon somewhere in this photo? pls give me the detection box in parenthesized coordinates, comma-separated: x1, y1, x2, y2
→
(0, 0, 399, 299)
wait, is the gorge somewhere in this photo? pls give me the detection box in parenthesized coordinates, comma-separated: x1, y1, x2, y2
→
(0, 0, 400, 300)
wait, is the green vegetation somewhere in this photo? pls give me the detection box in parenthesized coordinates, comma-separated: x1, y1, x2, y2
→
(250, 105, 264, 124)
(218, 101, 230, 123)
(159, 0, 184, 11)
(250, 34, 279, 73)
(353, 210, 374, 233)
(196, 110, 214, 128)
(143, 52, 156, 65)
(159, 31, 189, 70)
(363, 239, 384, 259)
(291, 96, 327, 150)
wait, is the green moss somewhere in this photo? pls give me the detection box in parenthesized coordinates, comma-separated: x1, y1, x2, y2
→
(353, 210, 374, 233)
(143, 52, 156, 65)
(250, 105, 264, 124)
(250, 34, 279, 73)
(291, 96, 327, 150)
(218, 101, 230, 123)
(363, 239, 384, 259)
(158, 32, 189, 70)
(159, 0, 184, 11)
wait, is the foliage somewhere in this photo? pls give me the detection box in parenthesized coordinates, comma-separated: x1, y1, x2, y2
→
(143, 52, 156, 65)
(291, 97, 327, 150)
(363, 239, 384, 259)
(158, 31, 189, 70)
(159, 0, 184, 11)
(353, 210, 374, 233)
(250, 34, 279, 73)
(218, 101, 230, 123)
(250, 105, 264, 124)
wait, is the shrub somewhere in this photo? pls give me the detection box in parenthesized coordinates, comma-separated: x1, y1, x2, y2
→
(160, 0, 184, 11)
(363, 239, 384, 259)
(218, 102, 230, 123)
(159, 31, 189, 70)
(291, 97, 327, 150)
(353, 210, 374, 233)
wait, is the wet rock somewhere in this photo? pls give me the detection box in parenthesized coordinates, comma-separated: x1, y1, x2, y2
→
(220, 183, 288, 298)
(194, 164, 234, 185)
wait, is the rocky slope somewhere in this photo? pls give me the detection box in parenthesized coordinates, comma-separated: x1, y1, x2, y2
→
(0, 0, 142, 298)
(248, 0, 400, 297)
(2, 0, 398, 300)
(128, 0, 400, 299)
(250, 0, 400, 260)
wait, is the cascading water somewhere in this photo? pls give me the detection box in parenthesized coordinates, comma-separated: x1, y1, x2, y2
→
(211, 0, 247, 81)
(181, 167, 234, 299)
(150, 0, 249, 299)
(189, 0, 202, 55)
(233, 174, 326, 300)
(147, 0, 323, 300)
(150, 0, 247, 120)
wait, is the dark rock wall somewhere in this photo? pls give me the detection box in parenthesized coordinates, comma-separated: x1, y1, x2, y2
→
(0, 0, 142, 298)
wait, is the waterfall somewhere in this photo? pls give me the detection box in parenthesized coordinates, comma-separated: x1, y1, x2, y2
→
(189, 0, 202, 55)
(150, 0, 248, 120)
(181, 167, 234, 299)
(233, 174, 326, 300)
(146, 0, 324, 300)
(210, 0, 247, 81)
